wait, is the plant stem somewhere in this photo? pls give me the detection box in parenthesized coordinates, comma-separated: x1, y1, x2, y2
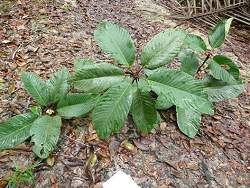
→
(196, 53, 211, 74)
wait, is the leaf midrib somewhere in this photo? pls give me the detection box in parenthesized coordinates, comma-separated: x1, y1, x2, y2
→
(29, 79, 47, 106)
(0, 123, 32, 147)
(75, 75, 124, 81)
(149, 80, 206, 100)
(97, 83, 131, 127)
(104, 29, 130, 66)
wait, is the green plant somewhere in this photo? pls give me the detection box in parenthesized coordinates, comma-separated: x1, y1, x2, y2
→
(0, 68, 97, 158)
(6, 161, 40, 188)
(0, 19, 245, 159)
(72, 19, 244, 139)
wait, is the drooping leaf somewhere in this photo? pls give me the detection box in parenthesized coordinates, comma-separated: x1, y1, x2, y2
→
(94, 21, 136, 66)
(92, 82, 133, 139)
(155, 95, 173, 110)
(203, 76, 245, 102)
(212, 55, 240, 80)
(141, 29, 186, 69)
(178, 49, 199, 76)
(208, 59, 237, 84)
(148, 69, 213, 115)
(0, 113, 38, 150)
(74, 58, 94, 71)
(30, 115, 61, 158)
(131, 89, 158, 134)
(47, 68, 70, 103)
(21, 72, 50, 106)
(184, 34, 207, 52)
(208, 18, 233, 48)
(176, 107, 201, 138)
(57, 93, 99, 118)
(72, 63, 125, 92)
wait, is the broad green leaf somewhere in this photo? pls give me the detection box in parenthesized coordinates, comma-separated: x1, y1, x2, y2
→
(184, 34, 207, 52)
(208, 18, 233, 48)
(93, 82, 133, 139)
(21, 72, 50, 106)
(178, 49, 199, 76)
(94, 21, 136, 66)
(148, 69, 213, 115)
(0, 113, 38, 150)
(203, 76, 245, 102)
(176, 107, 201, 138)
(74, 58, 94, 71)
(212, 55, 240, 80)
(47, 68, 70, 103)
(30, 115, 61, 158)
(155, 95, 173, 110)
(208, 60, 237, 84)
(72, 63, 125, 92)
(131, 89, 158, 134)
(57, 93, 99, 118)
(141, 29, 186, 69)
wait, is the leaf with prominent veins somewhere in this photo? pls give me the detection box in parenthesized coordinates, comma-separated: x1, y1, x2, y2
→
(141, 29, 186, 69)
(30, 115, 61, 158)
(94, 21, 136, 66)
(0, 113, 38, 150)
(72, 63, 126, 92)
(148, 69, 213, 115)
(21, 72, 50, 106)
(93, 82, 133, 139)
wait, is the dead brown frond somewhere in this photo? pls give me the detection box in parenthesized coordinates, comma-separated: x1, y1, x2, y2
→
(158, 0, 250, 26)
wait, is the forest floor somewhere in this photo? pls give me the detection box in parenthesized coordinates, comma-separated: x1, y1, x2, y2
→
(0, 0, 250, 187)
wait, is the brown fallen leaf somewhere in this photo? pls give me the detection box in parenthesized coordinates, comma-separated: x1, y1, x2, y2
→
(47, 155, 55, 166)
(50, 175, 59, 188)
(85, 153, 97, 182)
(121, 140, 135, 151)
(0, 179, 8, 188)
(8, 82, 16, 94)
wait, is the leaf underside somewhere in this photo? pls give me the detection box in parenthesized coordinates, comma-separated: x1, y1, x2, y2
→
(30, 115, 61, 158)
(92, 82, 133, 139)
